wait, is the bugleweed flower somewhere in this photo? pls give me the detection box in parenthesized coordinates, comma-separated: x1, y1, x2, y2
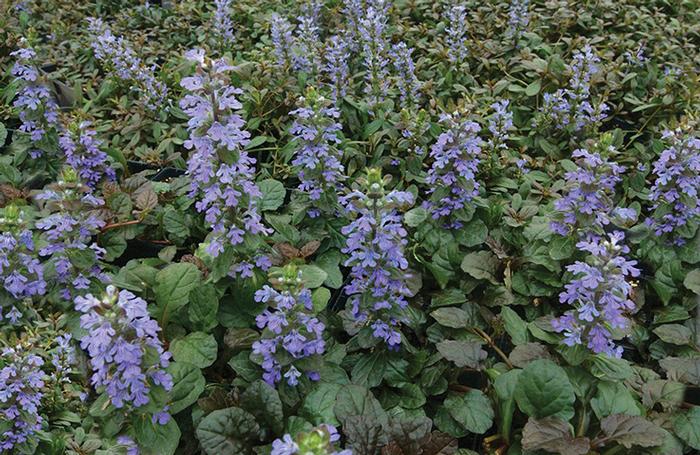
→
(390, 42, 421, 108)
(75, 285, 173, 413)
(0, 206, 46, 300)
(540, 45, 608, 132)
(488, 99, 513, 149)
(425, 112, 484, 228)
(180, 49, 271, 259)
(506, 0, 530, 40)
(624, 45, 647, 67)
(270, 13, 295, 67)
(647, 128, 700, 244)
(341, 0, 363, 52)
(87, 18, 168, 111)
(252, 265, 325, 386)
(358, 3, 391, 108)
(293, 14, 322, 73)
(59, 121, 115, 190)
(323, 35, 351, 101)
(0, 347, 46, 452)
(552, 231, 640, 357)
(289, 89, 344, 212)
(212, 0, 235, 46)
(445, 5, 468, 64)
(341, 169, 414, 349)
(35, 169, 108, 299)
(271, 424, 351, 455)
(10, 41, 60, 158)
(550, 143, 625, 236)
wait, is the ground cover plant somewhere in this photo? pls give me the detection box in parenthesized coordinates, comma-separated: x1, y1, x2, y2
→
(1, 0, 700, 454)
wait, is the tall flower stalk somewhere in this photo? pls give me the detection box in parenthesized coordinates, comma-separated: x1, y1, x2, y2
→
(425, 112, 484, 228)
(506, 0, 530, 41)
(252, 265, 325, 386)
(87, 18, 168, 111)
(647, 128, 700, 245)
(323, 35, 351, 101)
(212, 0, 235, 47)
(341, 169, 414, 349)
(10, 41, 60, 159)
(289, 89, 344, 216)
(180, 49, 271, 261)
(390, 42, 421, 108)
(75, 285, 173, 414)
(358, 3, 390, 109)
(0, 206, 46, 304)
(552, 232, 640, 357)
(59, 121, 115, 190)
(445, 5, 468, 64)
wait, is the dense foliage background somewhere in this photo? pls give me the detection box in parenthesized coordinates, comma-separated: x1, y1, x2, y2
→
(1, 0, 700, 454)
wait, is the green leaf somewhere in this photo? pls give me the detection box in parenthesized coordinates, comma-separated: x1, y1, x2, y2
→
(660, 357, 700, 385)
(333, 384, 387, 428)
(673, 407, 700, 450)
(315, 250, 343, 289)
(170, 332, 217, 368)
(188, 284, 219, 332)
(196, 407, 259, 455)
(311, 287, 331, 312)
(525, 79, 542, 96)
(162, 207, 189, 240)
(590, 381, 641, 419)
(521, 417, 590, 455)
(460, 251, 499, 283)
(134, 417, 180, 455)
(653, 324, 692, 345)
(436, 340, 487, 368)
(514, 359, 576, 420)
(299, 264, 328, 288)
(302, 382, 342, 426)
(430, 307, 471, 328)
(239, 380, 284, 434)
(456, 219, 488, 247)
(351, 351, 387, 388)
(444, 390, 494, 434)
(404, 207, 428, 227)
(168, 362, 206, 414)
(0, 122, 7, 146)
(500, 307, 529, 345)
(596, 414, 665, 449)
(258, 179, 285, 211)
(153, 263, 201, 321)
(590, 355, 634, 381)
(549, 236, 575, 261)
(683, 269, 700, 294)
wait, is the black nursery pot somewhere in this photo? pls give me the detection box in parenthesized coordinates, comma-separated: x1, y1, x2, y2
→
(126, 160, 185, 182)
(685, 386, 700, 406)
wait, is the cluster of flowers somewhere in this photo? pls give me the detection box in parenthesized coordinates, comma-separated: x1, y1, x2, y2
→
(0, 206, 46, 307)
(550, 145, 626, 236)
(624, 45, 648, 67)
(0, 347, 46, 452)
(75, 285, 173, 415)
(552, 232, 640, 357)
(212, 0, 235, 46)
(59, 121, 115, 190)
(87, 18, 168, 111)
(290, 89, 344, 215)
(488, 99, 513, 149)
(541, 45, 609, 132)
(445, 5, 468, 64)
(323, 35, 351, 101)
(252, 266, 325, 386)
(358, 1, 391, 107)
(647, 128, 700, 244)
(271, 424, 351, 455)
(269, 11, 322, 73)
(10, 41, 60, 158)
(180, 49, 271, 260)
(35, 169, 108, 300)
(425, 112, 484, 228)
(341, 169, 414, 349)
(506, 0, 530, 40)
(390, 42, 421, 108)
